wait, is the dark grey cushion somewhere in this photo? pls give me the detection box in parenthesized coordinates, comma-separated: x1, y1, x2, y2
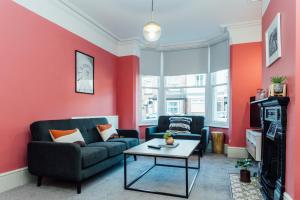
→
(81, 147, 108, 169)
(147, 132, 166, 139)
(87, 142, 126, 157)
(108, 138, 139, 149)
(173, 133, 201, 140)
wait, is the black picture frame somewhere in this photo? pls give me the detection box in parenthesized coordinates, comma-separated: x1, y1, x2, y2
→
(75, 50, 94, 94)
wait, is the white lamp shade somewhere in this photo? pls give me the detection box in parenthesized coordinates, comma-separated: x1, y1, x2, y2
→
(143, 21, 161, 42)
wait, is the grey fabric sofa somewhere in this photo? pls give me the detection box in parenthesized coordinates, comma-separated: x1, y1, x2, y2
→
(145, 115, 208, 155)
(28, 118, 139, 194)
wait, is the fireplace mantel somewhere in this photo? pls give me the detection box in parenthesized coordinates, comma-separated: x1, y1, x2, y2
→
(255, 96, 289, 200)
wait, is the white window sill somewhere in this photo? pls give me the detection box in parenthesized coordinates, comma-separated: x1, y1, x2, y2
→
(139, 120, 158, 126)
(208, 122, 229, 129)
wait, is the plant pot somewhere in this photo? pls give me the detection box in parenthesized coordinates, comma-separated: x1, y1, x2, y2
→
(240, 169, 251, 183)
(165, 137, 174, 145)
(273, 83, 283, 93)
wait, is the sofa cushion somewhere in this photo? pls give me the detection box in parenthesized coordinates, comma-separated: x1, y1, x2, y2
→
(108, 138, 139, 149)
(169, 117, 192, 132)
(49, 129, 86, 147)
(81, 147, 108, 169)
(148, 132, 201, 141)
(173, 133, 201, 140)
(157, 116, 204, 133)
(87, 142, 126, 157)
(147, 132, 166, 139)
(96, 124, 118, 141)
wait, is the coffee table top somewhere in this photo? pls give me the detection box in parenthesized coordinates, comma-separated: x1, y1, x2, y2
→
(124, 138, 200, 158)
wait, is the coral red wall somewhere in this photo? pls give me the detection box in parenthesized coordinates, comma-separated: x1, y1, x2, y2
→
(229, 42, 262, 147)
(0, 1, 118, 173)
(116, 56, 139, 130)
(295, 1, 300, 199)
(138, 125, 148, 139)
(262, 0, 298, 198)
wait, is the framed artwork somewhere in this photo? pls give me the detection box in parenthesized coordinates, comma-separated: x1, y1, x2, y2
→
(75, 50, 94, 94)
(265, 13, 282, 67)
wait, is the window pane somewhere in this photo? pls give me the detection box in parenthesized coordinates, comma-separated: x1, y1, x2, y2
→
(165, 88, 205, 116)
(186, 74, 206, 87)
(165, 74, 206, 87)
(142, 76, 159, 87)
(141, 88, 158, 120)
(211, 69, 228, 85)
(212, 85, 228, 122)
(165, 75, 186, 87)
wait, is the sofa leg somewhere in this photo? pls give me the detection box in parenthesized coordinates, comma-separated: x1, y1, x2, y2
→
(37, 176, 42, 187)
(133, 155, 137, 161)
(76, 182, 81, 194)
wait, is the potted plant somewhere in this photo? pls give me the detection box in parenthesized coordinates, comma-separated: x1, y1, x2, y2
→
(163, 131, 174, 145)
(235, 159, 253, 183)
(271, 76, 287, 93)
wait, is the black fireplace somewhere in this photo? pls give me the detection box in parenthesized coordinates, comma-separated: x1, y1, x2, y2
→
(251, 97, 289, 200)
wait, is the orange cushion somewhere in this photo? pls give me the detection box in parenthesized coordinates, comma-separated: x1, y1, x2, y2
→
(49, 129, 77, 139)
(49, 128, 86, 147)
(96, 124, 112, 132)
(96, 124, 118, 141)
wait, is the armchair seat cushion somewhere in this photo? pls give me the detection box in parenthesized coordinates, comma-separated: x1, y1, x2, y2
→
(147, 132, 166, 139)
(107, 138, 139, 149)
(173, 133, 201, 140)
(81, 147, 108, 169)
(87, 142, 126, 157)
(148, 132, 201, 141)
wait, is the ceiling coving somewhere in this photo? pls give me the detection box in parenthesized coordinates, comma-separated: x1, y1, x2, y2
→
(61, 0, 262, 45)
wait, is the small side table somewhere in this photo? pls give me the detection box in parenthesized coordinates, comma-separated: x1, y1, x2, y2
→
(211, 131, 224, 154)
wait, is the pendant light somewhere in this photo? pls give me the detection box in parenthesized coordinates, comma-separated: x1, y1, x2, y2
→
(143, 0, 161, 42)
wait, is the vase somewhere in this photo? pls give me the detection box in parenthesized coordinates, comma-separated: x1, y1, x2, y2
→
(274, 83, 283, 93)
(165, 137, 174, 145)
(240, 169, 251, 183)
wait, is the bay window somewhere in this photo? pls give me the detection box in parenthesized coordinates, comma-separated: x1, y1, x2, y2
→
(165, 74, 206, 116)
(139, 38, 230, 127)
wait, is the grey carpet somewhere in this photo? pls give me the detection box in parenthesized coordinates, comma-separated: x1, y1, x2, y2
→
(0, 153, 239, 200)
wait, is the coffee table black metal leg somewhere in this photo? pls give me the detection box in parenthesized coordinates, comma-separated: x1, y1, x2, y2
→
(198, 148, 201, 169)
(124, 154, 199, 198)
(124, 153, 127, 189)
(185, 158, 189, 198)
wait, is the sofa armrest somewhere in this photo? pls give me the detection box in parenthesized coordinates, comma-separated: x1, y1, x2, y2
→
(116, 129, 139, 138)
(200, 127, 209, 151)
(145, 126, 158, 141)
(28, 141, 82, 181)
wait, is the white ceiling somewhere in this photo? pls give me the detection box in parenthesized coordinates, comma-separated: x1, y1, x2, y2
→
(62, 0, 262, 45)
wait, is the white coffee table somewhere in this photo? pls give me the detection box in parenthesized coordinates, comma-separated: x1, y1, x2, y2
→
(123, 138, 200, 198)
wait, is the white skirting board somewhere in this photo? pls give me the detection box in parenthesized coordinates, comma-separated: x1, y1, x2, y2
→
(227, 146, 248, 158)
(284, 192, 293, 200)
(224, 144, 228, 155)
(0, 167, 34, 193)
(72, 115, 119, 128)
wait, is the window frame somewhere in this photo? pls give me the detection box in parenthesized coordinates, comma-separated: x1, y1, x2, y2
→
(209, 70, 230, 128)
(139, 75, 160, 125)
(139, 48, 230, 128)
